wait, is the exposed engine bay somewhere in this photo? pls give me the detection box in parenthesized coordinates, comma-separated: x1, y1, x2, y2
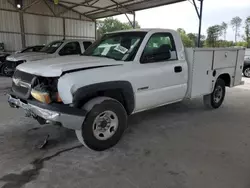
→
(31, 76, 61, 104)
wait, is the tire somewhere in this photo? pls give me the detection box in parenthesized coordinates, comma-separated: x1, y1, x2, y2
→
(203, 78, 226, 109)
(1, 62, 15, 77)
(243, 67, 250, 78)
(75, 97, 127, 151)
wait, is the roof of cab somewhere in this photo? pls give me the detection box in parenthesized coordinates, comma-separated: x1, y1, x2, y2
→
(107, 28, 177, 34)
(54, 39, 95, 43)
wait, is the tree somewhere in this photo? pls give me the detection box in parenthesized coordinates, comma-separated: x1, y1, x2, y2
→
(177, 28, 186, 34)
(244, 16, 250, 48)
(177, 28, 195, 47)
(206, 25, 222, 47)
(231, 16, 242, 43)
(221, 22, 228, 41)
(96, 17, 140, 38)
(187, 33, 206, 47)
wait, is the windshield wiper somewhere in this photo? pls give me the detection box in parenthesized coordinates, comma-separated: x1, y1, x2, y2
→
(88, 54, 119, 61)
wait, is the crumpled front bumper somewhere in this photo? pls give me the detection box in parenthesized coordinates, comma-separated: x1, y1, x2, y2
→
(8, 95, 86, 130)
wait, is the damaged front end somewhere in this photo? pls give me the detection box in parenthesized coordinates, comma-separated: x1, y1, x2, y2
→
(8, 70, 86, 130)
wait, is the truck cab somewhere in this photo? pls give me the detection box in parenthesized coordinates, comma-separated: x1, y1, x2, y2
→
(8, 29, 245, 151)
(2, 39, 93, 76)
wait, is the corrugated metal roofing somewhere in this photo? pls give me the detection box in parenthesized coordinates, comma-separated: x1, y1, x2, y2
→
(58, 0, 186, 19)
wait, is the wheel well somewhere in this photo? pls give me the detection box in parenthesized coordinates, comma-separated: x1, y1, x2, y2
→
(244, 65, 250, 70)
(75, 89, 131, 115)
(218, 74, 231, 87)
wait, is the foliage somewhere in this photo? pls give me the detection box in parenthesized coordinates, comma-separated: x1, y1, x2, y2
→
(244, 16, 250, 47)
(187, 33, 205, 47)
(221, 22, 228, 40)
(177, 28, 195, 47)
(205, 25, 222, 47)
(235, 41, 247, 47)
(97, 16, 250, 49)
(97, 17, 140, 38)
(231, 16, 242, 42)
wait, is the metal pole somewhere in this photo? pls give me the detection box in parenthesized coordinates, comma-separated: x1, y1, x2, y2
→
(133, 11, 136, 28)
(19, 11, 26, 48)
(197, 0, 203, 47)
(63, 18, 66, 40)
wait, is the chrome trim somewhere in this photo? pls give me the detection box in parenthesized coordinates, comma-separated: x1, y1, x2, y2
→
(8, 95, 84, 130)
(13, 77, 31, 88)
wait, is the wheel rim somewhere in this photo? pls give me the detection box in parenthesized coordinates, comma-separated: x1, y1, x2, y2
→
(244, 68, 250, 77)
(92, 110, 119, 140)
(3, 65, 13, 75)
(213, 85, 223, 103)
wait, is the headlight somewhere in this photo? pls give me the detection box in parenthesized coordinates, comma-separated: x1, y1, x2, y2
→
(31, 89, 62, 104)
(31, 89, 51, 104)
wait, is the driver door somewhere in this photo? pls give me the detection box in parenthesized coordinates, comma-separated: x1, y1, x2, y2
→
(134, 32, 188, 111)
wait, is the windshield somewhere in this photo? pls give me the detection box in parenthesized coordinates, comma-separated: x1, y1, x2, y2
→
(40, 41, 63, 54)
(83, 32, 147, 61)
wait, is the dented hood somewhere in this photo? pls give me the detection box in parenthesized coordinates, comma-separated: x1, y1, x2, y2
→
(16, 55, 123, 77)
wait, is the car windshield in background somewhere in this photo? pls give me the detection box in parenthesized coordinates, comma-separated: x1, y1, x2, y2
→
(40, 41, 63, 54)
(83, 32, 147, 61)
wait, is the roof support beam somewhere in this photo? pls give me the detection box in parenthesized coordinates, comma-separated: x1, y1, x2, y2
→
(7, 0, 17, 9)
(57, 0, 93, 16)
(125, 12, 136, 28)
(43, 0, 56, 16)
(58, 0, 128, 17)
(84, 0, 135, 15)
(48, 0, 94, 21)
(22, 0, 42, 11)
(86, 0, 185, 18)
(191, 0, 204, 47)
(110, 0, 133, 14)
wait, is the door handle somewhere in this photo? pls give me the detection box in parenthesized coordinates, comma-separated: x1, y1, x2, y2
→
(174, 66, 182, 73)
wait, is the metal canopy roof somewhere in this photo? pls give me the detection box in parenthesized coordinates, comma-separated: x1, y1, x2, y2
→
(58, 0, 186, 20)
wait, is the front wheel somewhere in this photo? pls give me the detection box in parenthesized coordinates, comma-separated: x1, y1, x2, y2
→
(75, 97, 127, 151)
(243, 67, 250, 78)
(203, 78, 226, 109)
(1, 62, 15, 77)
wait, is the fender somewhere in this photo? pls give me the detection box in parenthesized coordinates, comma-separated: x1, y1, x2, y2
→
(72, 81, 135, 114)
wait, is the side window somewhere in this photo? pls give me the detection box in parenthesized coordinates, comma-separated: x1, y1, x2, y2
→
(83, 41, 92, 50)
(140, 33, 177, 64)
(22, 47, 33, 53)
(59, 42, 81, 56)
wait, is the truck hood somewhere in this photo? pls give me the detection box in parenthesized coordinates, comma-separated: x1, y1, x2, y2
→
(6, 52, 51, 62)
(17, 55, 123, 77)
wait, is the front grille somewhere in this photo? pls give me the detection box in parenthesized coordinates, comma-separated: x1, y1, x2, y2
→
(14, 69, 34, 83)
(12, 70, 35, 99)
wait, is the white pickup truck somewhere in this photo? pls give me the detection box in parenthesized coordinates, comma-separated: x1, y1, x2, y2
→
(8, 29, 245, 151)
(3, 39, 93, 76)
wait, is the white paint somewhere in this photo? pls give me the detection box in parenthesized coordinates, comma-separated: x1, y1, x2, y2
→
(16, 29, 245, 113)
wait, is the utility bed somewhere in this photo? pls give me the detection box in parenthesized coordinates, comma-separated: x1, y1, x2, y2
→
(185, 48, 245, 98)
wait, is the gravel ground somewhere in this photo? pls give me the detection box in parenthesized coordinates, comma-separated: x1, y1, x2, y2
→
(0, 77, 250, 188)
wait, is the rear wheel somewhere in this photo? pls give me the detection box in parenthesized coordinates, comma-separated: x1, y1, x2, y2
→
(243, 67, 250, 78)
(75, 97, 127, 151)
(203, 78, 226, 109)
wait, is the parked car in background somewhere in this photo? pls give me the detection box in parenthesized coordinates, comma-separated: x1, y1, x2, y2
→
(2, 39, 93, 76)
(243, 48, 250, 77)
(0, 45, 45, 75)
(15, 45, 45, 54)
